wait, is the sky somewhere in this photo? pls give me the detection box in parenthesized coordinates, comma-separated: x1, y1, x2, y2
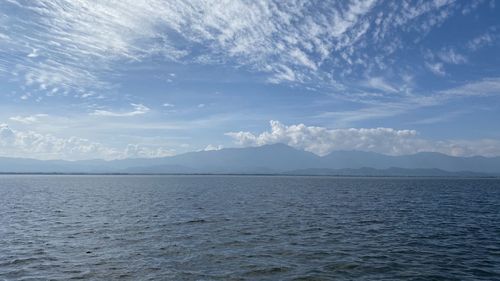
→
(0, 0, 500, 160)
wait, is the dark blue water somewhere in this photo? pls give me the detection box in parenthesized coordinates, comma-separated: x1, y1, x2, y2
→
(0, 175, 499, 280)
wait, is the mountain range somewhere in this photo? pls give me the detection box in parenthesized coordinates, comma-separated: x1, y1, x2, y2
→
(0, 144, 499, 176)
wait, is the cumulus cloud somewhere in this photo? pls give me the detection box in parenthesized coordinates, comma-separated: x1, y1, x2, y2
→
(0, 123, 173, 160)
(226, 120, 500, 157)
(91, 103, 150, 117)
(226, 120, 418, 156)
(0, 123, 119, 160)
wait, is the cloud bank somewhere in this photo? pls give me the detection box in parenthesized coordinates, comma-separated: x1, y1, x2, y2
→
(226, 120, 500, 157)
(0, 123, 173, 160)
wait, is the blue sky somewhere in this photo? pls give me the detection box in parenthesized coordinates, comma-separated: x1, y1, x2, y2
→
(1, 0, 500, 160)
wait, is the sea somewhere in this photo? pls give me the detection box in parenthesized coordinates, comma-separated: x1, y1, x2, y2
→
(0, 175, 499, 280)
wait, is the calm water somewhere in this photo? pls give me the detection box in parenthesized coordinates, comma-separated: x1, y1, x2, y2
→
(0, 176, 499, 280)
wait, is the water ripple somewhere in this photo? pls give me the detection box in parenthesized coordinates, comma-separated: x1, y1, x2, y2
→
(0, 175, 499, 280)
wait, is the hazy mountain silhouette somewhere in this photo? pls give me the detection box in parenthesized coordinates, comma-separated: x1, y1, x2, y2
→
(0, 144, 499, 176)
(285, 167, 492, 177)
(321, 150, 500, 174)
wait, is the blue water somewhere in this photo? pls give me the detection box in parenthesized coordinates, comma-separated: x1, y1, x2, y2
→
(0, 175, 499, 280)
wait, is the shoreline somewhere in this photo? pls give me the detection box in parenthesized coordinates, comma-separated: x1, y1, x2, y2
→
(0, 172, 498, 179)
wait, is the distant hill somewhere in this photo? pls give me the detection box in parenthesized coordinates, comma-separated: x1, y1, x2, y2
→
(284, 167, 493, 177)
(0, 144, 499, 176)
(320, 150, 500, 174)
(115, 143, 321, 174)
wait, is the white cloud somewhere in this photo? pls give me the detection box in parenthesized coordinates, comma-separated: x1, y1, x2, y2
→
(290, 48, 317, 70)
(426, 62, 446, 76)
(0, 32, 9, 41)
(0, 0, 463, 95)
(226, 120, 500, 157)
(203, 144, 223, 151)
(27, 48, 39, 58)
(439, 77, 500, 97)
(315, 76, 500, 126)
(163, 103, 175, 107)
(226, 120, 418, 156)
(365, 77, 398, 93)
(267, 65, 298, 84)
(0, 123, 174, 160)
(17, 59, 108, 95)
(0, 123, 119, 160)
(0, 0, 490, 130)
(197, 103, 206, 108)
(9, 114, 48, 124)
(91, 103, 150, 117)
(437, 48, 467, 64)
(467, 32, 495, 50)
(124, 144, 175, 159)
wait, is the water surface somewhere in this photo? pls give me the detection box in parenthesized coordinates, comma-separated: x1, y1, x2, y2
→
(0, 175, 499, 280)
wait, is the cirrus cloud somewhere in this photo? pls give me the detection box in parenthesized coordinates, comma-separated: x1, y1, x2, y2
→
(0, 0, 479, 94)
(9, 114, 48, 124)
(91, 103, 150, 117)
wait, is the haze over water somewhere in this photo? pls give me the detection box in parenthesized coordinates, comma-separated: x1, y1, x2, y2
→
(1, 175, 499, 280)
